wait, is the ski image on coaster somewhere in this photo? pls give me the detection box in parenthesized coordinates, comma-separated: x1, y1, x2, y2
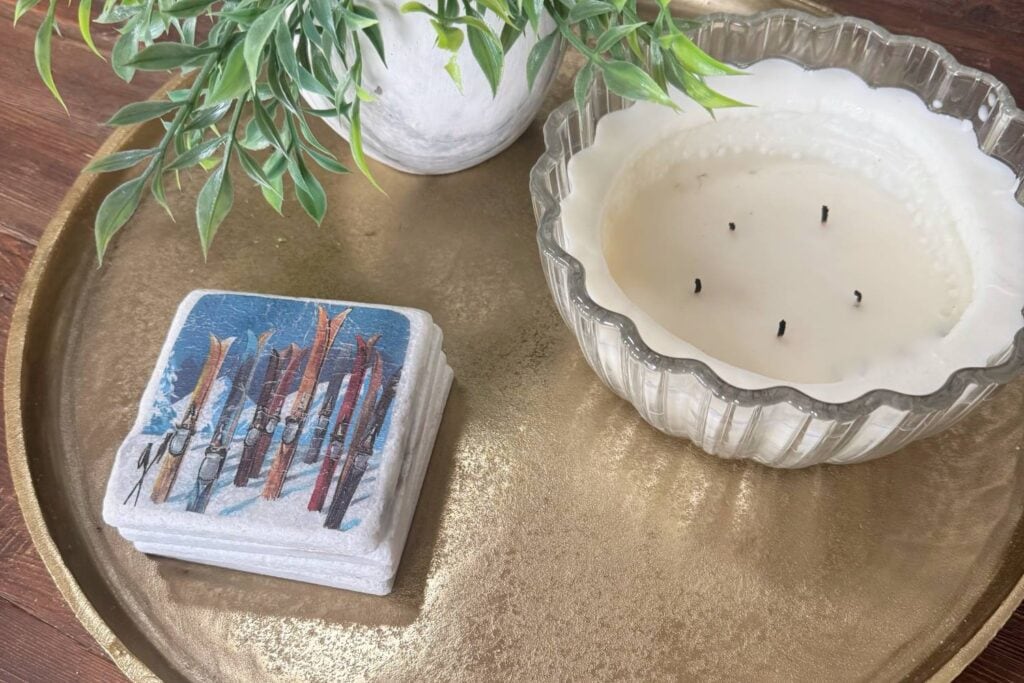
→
(186, 329, 273, 513)
(233, 343, 305, 485)
(262, 306, 351, 500)
(103, 291, 452, 595)
(325, 366, 401, 530)
(150, 334, 233, 504)
(308, 334, 380, 512)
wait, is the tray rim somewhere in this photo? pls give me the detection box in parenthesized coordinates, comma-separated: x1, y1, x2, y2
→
(4, 52, 1023, 683)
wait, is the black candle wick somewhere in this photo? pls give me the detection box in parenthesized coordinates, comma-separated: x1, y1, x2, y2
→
(694, 278, 702, 294)
(854, 289, 862, 305)
(729, 221, 736, 231)
(777, 319, 787, 337)
(821, 205, 830, 223)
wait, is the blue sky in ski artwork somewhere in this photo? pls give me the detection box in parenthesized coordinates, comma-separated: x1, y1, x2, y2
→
(135, 293, 409, 529)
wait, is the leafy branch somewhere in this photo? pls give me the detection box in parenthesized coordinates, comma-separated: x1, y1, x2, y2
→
(20, 0, 743, 261)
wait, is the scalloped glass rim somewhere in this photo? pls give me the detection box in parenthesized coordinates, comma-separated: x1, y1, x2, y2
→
(532, 9, 1024, 419)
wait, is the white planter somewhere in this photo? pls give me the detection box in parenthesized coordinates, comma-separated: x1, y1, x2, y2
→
(302, 3, 561, 175)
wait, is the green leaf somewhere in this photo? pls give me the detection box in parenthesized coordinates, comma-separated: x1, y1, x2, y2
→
(241, 118, 271, 150)
(648, 39, 667, 92)
(111, 32, 138, 81)
(236, 147, 284, 198)
(467, 23, 504, 96)
(85, 147, 158, 173)
(573, 61, 593, 115)
(13, 0, 42, 25)
(128, 43, 216, 70)
(216, 5, 264, 25)
(260, 155, 285, 213)
(252, 97, 287, 154)
(206, 40, 249, 104)
(106, 99, 181, 126)
(660, 33, 745, 77)
(196, 160, 233, 257)
(273, 20, 300, 80)
(499, 22, 522, 54)
(567, 0, 614, 23)
(165, 135, 226, 171)
(94, 176, 145, 263)
(244, 3, 289, 86)
(452, 15, 491, 33)
(164, 0, 217, 18)
(340, 6, 378, 29)
(95, 4, 136, 24)
(310, 0, 337, 50)
(431, 20, 464, 53)
(526, 32, 556, 90)
(252, 100, 288, 153)
(295, 64, 333, 100)
(77, 0, 104, 59)
(601, 59, 677, 109)
(674, 66, 749, 110)
(184, 101, 231, 131)
(180, 16, 198, 43)
(399, 1, 436, 17)
(523, 0, 542, 33)
(349, 102, 383, 192)
(264, 151, 288, 179)
(353, 6, 386, 65)
(444, 54, 462, 92)
(300, 11, 326, 56)
(288, 156, 327, 224)
(304, 145, 350, 174)
(476, 0, 512, 24)
(150, 172, 174, 220)
(34, 0, 67, 112)
(595, 22, 645, 54)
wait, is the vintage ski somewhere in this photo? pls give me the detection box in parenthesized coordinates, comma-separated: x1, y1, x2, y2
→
(150, 334, 233, 503)
(233, 342, 305, 485)
(307, 334, 380, 512)
(186, 329, 272, 513)
(262, 306, 351, 499)
(300, 349, 349, 466)
(324, 363, 400, 530)
(321, 351, 384, 526)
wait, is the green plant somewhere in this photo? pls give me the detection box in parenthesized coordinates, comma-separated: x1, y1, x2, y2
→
(18, 0, 742, 260)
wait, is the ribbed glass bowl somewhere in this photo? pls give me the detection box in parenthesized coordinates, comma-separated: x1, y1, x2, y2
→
(531, 9, 1024, 468)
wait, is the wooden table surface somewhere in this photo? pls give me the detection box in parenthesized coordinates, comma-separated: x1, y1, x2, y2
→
(0, 1, 1023, 680)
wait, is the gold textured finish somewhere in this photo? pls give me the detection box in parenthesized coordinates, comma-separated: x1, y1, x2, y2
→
(7, 2, 1024, 679)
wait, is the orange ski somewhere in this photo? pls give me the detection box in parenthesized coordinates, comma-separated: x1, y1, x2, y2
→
(151, 334, 233, 503)
(262, 306, 350, 499)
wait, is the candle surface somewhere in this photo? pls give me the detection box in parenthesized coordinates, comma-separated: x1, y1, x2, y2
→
(561, 60, 1024, 401)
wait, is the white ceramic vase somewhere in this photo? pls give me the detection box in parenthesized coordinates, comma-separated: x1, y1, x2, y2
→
(301, 3, 560, 175)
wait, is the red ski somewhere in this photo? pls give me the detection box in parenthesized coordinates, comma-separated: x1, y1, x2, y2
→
(320, 349, 383, 523)
(262, 306, 350, 499)
(307, 334, 380, 512)
(324, 361, 400, 530)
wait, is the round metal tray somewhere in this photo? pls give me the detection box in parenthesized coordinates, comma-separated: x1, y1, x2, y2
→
(7, 1, 1024, 679)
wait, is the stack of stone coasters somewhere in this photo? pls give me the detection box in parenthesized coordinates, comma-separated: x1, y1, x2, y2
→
(102, 290, 452, 595)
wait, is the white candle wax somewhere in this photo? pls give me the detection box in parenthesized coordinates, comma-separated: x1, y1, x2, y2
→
(561, 60, 1024, 402)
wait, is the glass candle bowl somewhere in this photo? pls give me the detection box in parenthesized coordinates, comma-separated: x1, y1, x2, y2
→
(531, 10, 1024, 467)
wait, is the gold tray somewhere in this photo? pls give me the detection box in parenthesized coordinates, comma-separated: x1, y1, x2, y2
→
(8, 1, 1024, 679)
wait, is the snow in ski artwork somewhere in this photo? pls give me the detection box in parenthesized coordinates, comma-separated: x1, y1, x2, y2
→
(102, 290, 448, 560)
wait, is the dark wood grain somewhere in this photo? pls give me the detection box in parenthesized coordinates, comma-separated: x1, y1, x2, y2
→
(0, 1, 1022, 681)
